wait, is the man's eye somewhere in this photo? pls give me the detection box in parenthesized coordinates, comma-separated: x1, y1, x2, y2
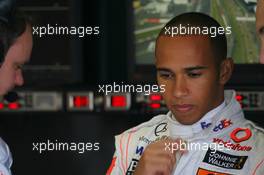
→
(188, 72, 201, 78)
(159, 73, 173, 79)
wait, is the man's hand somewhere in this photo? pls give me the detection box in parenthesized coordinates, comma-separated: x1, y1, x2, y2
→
(134, 138, 186, 175)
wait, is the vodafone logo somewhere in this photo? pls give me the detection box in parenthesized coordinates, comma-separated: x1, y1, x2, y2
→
(230, 128, 252, 143)
(213, 138, 252, 151)
(212, 128, 253, 152)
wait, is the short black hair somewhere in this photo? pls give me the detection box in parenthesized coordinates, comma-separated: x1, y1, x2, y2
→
(157, 12, 227, 66)
(0, 0, 29, 63)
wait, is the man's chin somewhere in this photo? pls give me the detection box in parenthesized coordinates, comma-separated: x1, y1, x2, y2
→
(171, 111, 201, 125)
(176, 118, 198, 125)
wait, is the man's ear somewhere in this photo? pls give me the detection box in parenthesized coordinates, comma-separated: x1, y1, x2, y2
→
(219, 58, 234, 85)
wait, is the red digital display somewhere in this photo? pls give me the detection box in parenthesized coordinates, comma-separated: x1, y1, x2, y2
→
(111, 96, 126, 107)
(235, 94, 245, 108)
(73, 96, 89, 107)
(150, 103, 161, 109)
(8, 102, 20, 110)
(150, 94, 162, 101)
(0, 103, 4, 109)
(236, 95, 243, 101)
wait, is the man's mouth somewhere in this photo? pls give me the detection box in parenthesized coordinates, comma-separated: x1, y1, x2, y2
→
(173, 104, 194, 113)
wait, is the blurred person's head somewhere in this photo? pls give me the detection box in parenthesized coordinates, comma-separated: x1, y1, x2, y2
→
(155, 12, 233, 125)
(256, 0, 264, 63)
(0, 0, 33, 96)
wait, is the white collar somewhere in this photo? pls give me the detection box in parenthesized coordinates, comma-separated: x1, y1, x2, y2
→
(168, 101, 226, 137)
(167, 90, 243, 139)
(191, 101, 226, 133)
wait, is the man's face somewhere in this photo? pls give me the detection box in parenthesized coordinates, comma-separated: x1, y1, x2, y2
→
(256, 0, 264, 63)
(0, 24, 33, 96)
(156, 35, 226, 125)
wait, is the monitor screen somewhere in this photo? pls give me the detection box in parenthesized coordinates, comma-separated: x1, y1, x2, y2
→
(133, 0, 260, 65)
(17, 1, 83, 86)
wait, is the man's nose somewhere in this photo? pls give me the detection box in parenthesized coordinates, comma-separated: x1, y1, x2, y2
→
(15, 69, 24, 86)
(172, 75, 189, 98)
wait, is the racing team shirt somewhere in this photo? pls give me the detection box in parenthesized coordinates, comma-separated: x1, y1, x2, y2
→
(107, 90, 264, 175)
(0, 138, 12, 175)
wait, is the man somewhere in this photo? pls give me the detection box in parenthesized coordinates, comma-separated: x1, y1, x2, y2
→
(0, 0, 33, 174)
(107, 13, 264, 175)
(256, 0, 264, 64)
(0, 1, 32, 95)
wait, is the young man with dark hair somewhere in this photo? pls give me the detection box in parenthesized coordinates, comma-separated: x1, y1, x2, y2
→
(107, 12, 264, 175)
(0, 0, 33, 174)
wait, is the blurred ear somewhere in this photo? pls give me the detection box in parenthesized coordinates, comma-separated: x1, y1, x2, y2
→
(219, 58, 233, 85)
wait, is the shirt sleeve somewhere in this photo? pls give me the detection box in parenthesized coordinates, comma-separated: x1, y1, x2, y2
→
(106, 152, 122, 175)
(106, 135, 126, 175)
(0, 138, 12, 175)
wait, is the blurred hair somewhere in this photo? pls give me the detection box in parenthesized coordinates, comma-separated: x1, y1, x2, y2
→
(0, 0, 31, 62)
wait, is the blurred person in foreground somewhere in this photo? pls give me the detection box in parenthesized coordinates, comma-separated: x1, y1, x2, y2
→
(0, 0, 33, 174)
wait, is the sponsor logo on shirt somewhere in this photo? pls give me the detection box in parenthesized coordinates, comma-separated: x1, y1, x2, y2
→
(135, 146, 144, 156)
(154, 122, 168, 136)
(138, 135, 168, 145)
(126, 158, 139, 175)
(203, 148, 248, 170)
(230, 128, 252, 143)
(139, 136, 153, 145)
(196, 167, 232, 175)
(200, 121, 212, 129)
(212, 138, 252, 151)
(201, 119, 232, 132)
